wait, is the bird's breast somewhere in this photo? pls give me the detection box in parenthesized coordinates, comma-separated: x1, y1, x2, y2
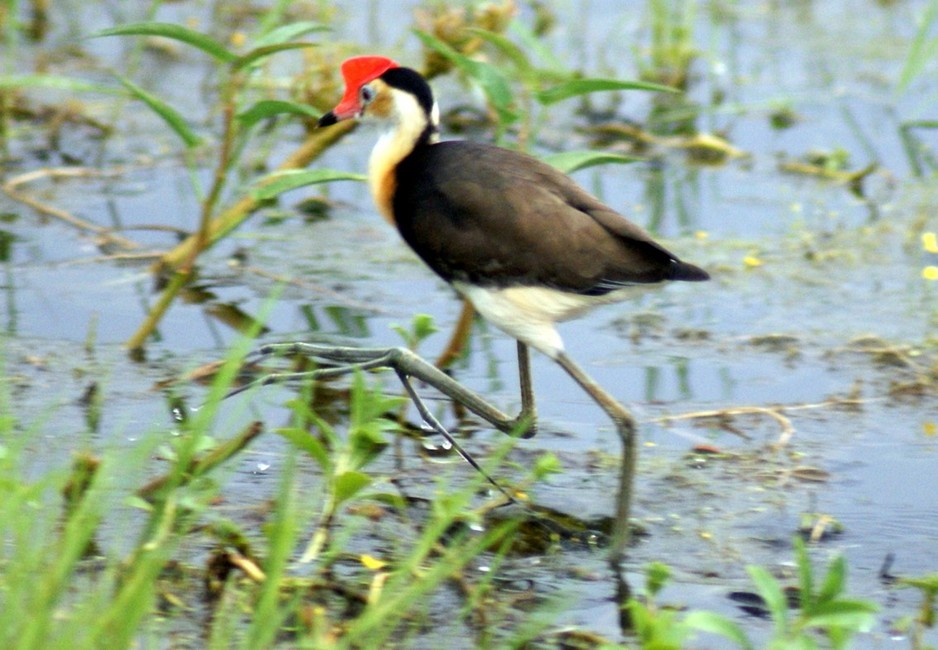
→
(368, 165, 397, 226)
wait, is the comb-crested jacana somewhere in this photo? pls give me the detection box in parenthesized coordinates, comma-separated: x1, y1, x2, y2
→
(318, 56, 709, 554)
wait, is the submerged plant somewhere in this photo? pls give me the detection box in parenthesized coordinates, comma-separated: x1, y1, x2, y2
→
(623, 538, 877, 649)
(625, 562, 751, 650)
(745, 538, 877, 649)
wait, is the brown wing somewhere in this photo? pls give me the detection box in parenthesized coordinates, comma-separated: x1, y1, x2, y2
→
(392, 141, 707, 293)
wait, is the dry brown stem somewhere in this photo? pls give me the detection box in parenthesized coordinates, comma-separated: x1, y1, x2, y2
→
(3, 166, 139, 251)
(650, 394, 873, 448)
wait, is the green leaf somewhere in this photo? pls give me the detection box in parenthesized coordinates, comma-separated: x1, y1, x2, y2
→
(897, 0, 938, 93)
(801, 599, 878, 631)
(125, 495, 154, 512)
(333, 470, 372, 505)
(411, 314, 438, 342)
(233, 42, 318, 71)
(370, 491, 408, 511)
(253, 21, 329, 47)
(902, 119, 938, 129)
(684, 611, 754, 650)
(465, 28, 535, 78)
(414, 29, 518, 125)
(250, 169, 366, 201)
(346, 375, 394, 471)
(794, 537, 815, 610)
(816, 555, 846, 606)
(0, 74, 118, 94)
(113, 73, 201, 148)
(91, 22, 237, 63)
(532, 452, 562, 479)
(541, 150, 640, 174)
(645, 561, 671, 597)
(349, 424, 389, 471)
(536, 77, 678, 105)
(509, 21, 565, 73)
(237, 99, 321, 131)
(746, 565, 789, 634)
(898, 573, 938, 591)
(276, 427, 330, 471)
(625, 600, 654, 640)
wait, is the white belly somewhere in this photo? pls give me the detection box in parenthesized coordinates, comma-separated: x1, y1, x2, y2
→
(454, 282, 637, 359)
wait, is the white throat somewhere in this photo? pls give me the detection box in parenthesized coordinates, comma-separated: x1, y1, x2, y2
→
(367, 89, 439, 204)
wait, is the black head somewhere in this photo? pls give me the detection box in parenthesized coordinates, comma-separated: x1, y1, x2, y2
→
(379, 67, 435, 119)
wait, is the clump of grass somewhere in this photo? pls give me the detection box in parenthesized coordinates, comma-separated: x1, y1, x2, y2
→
(0, 335, 543, 648)
(626, 538, 877, 649)
(0, 325, 889, 649)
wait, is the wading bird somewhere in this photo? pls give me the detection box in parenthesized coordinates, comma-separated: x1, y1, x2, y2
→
(317, 55, 709, 555)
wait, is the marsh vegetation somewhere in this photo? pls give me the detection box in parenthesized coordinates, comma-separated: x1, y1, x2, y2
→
(1, 1, 937, 647)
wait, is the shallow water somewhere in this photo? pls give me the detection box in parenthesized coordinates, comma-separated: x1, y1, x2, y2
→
(3, 0, 938, 646)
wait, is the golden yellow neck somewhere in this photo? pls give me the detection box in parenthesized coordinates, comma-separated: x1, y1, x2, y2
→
(367, 87, 438, 226)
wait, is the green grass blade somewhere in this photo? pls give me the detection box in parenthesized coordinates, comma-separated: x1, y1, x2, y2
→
(91, 22, 237, 63)
(746, 565, 789, 635)
(253, 21, 329, 47)
(113, 73, 202, 149)
(245, 456, 301, 650)
(414, 29, 518, 125)
(343, 521, 516, 647)
(816, 555, 847, 606)
(14, 479, 104, 648)
(902, 119, 938, 129)
(684, 611, 754, 650)
(0, 73, 118, 94)
(89, 501, 179, 647)
(541, 150, 640, 174)
(794, 537, 815, 610)
(277, 426, 331, 471)
(897, 0, 938, 93)
(237, 99, 321, 131)
(509, 20, 566, 73)
(250, 169, 366, 201)
(801, 599, 878, 631)
(465, 27, 535, 77)
(333, 470, 372, 505)
(536, 77, 679, 105)
(232, 42, 318, 71)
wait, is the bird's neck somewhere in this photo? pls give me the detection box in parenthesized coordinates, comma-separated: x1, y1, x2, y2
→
(368, 89, 439, 226)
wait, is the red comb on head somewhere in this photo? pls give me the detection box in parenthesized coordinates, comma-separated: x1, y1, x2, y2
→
(325, 56, 401, 120)
(340, 56, 399, 87)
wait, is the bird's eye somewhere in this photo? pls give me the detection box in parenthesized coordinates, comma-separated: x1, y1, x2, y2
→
(359, 84, 375, 104)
